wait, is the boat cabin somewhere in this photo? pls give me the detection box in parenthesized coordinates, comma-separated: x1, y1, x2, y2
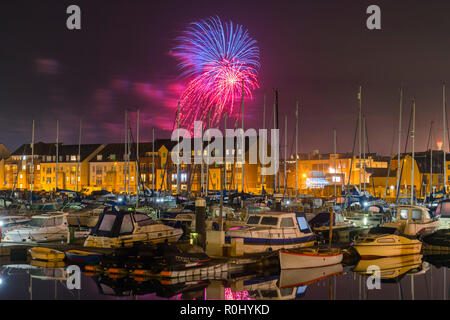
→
(434, 200, 450, 229)
(382, 205, 440, 236)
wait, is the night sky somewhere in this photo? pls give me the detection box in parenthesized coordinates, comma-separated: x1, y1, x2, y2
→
(3, 0, 450, 155)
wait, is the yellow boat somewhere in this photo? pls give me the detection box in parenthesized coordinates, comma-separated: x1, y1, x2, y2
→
(352, 234, 422, 258)
(29, 247, 65, 262)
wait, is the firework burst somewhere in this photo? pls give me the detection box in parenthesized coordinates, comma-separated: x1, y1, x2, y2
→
(172, 16, 260, 130)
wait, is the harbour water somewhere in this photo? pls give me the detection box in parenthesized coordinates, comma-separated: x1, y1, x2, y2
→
(0, 259, 448, 300)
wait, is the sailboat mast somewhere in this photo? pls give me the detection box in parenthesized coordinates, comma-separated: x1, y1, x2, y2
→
(295, 101, 299, 200)
(206, 110, 210, 196)
(224, 113, 227, 195)
(30, 120, 35, 205)
(176, 102, 180, 195)
(397, 88, 403, 199)
(430, 121, 433, 198)
(443, 83, 447, 195)
(76, 118, 82, 192)
(334, 128, 337, 198)
(411, 99, 416, 205)
(262, 95, 266, 194)
(273, 99, 277, 194)
(136, 109, 140, 206)
(241, 80, 245, 193)
(358, 86, 362, 193)
(56, 119, 59, 192)
(363, 116, 366, 191)
(284, 116, 287, 198)
(124, 110, 128, 194)
(152, 127, 155, 192)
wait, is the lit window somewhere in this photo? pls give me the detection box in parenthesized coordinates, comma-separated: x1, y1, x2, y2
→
(71, 155, 76, 161)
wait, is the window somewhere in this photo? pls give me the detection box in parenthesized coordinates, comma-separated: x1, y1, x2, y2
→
(297, 216, 311, 233)
(260, 217, 278, 226)
(135, 214, 155, 227)
(70, 155, 76, 161)
(399, 209, 409, 220)
(119, 214, 134, 234)
(247, 216, 261, 225)
(97, 155, 103, 161)
(110, 154, 116, 160)
(45, 218, 55, 227)
(98, 214, 116, 232)
(411, 209, 422, 221)
(280, 218, 295, 228)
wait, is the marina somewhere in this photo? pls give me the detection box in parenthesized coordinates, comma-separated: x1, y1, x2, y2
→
(2, 0, 450, 307)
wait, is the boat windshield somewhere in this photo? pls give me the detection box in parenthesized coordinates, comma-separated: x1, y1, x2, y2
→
(260, 217, 278, 226)
(28, 218, 47, 227)
(98, 214, 117, 232)
(398, 209, 409, 220)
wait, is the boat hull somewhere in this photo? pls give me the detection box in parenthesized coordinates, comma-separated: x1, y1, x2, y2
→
(279, 250, 343, 269)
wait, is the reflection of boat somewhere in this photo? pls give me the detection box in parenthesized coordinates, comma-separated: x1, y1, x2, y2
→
(29, 265, 67, 280)
(84, 207, 183, 248)
(352, 234, 422, 258)
(382, 205, 440, 237)
(279, 248, 343, 269)
(29, 247, 65, 262)
(30, 259, 66, 269)
(225, 212, 316, 254)
(65, 250, 102, 264)
(353, 254, 423, 280)
(279, 263, 343, 288)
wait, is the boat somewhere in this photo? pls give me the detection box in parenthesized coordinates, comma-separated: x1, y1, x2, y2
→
(29, 247, 65, 262)
(353, 254, 423, 280)
(382, 205, 440, 237)
(83, 206, 183, 248)
(279, 247, 343, 269)
(65, 250, 103, 264)
(2, 213, 70, 243)
(352, 234, 422, 258)
(309, 211, 354, 234)
(225, 212, 316, 254)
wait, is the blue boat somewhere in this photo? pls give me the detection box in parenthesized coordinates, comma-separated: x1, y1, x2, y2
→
(65, 250, 103, 264)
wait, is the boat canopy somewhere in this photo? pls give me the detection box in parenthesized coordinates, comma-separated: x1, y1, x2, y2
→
(89, 207, 156, 238)
(435, 200, 450, 218)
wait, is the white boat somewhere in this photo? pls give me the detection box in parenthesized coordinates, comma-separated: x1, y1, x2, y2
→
(84, 207, 183, 248)
(225, 212, 316, 254)
(352, 234, 422, 258)
(2, 213, 70, 243)
(382, 205, 440, 237)
(279, 247, 343, 269)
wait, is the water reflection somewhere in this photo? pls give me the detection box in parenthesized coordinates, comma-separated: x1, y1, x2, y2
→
(0, 255, 448, 300)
